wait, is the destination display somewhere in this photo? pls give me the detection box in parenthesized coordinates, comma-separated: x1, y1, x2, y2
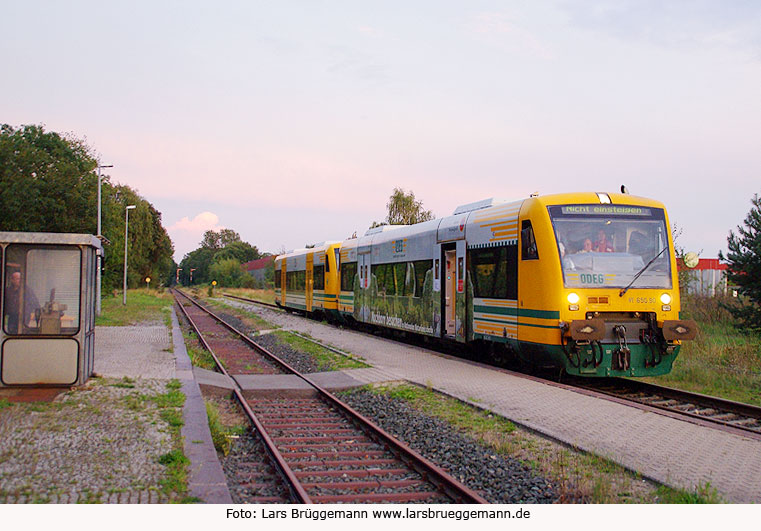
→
(560, 205, 652, 216)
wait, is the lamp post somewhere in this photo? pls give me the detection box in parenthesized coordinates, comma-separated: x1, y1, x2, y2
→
(123, 205, 136, 305)
(96, 163, 113, 315)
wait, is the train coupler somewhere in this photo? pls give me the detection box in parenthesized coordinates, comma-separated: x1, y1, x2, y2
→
(612, 325, 631, 371)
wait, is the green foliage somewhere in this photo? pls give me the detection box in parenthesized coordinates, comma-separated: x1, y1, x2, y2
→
(719, 193, 761, 333)
(371, 187, 435, 227)
(95, 290, 173, 326)
(0, 124, 96, 232)
(271, 331, 368, 370)
(208, 258, 247, 288)
(201, 228, 242, 250)
(656, 482, 722, 504)
(385, 187, 434, 225)
(213, 240, 259, 264)
(157, 449, 189, 496)
(644, 294, 761, 406)
(0, 124, 176, 290)
(179, 229, 261, 286)
(206, 401, 234, 456)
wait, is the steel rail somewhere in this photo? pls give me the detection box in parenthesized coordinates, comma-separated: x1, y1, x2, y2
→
(222, 292, 280, 310)
(571, 377, 761, 438)
(175, 289, 489, 504)
(219, 292, 761, 440)
(173, 289, 312, 503)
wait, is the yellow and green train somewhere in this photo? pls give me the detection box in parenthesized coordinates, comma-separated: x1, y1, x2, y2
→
(275, 192, 697, 377)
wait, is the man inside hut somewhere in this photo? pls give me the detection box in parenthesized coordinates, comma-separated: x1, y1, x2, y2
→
(4, 270, 40, 334)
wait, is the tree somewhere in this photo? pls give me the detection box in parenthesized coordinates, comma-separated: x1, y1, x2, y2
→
(201, 228, 242, 250)
(214, 240, 260, 264)
(180, 229, 260, 285)
(372, 188, 434, 227)
(208, 258, 248, 287)
(0, 124, 98, 232)
(0, 124, 176, 291)
(719, 193, 761, 333)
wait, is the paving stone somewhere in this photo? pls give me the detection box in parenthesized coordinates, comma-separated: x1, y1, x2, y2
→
(225, 299, 761, 503)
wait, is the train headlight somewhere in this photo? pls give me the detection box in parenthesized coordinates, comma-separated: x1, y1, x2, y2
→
(567, 292, 580, 311)
(660, 293, 672, 305)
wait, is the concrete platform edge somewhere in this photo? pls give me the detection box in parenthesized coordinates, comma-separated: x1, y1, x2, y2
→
(172, 307, 233, 504)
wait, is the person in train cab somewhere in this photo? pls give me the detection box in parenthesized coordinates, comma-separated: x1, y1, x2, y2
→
(4, 271, 40, 334)
(593, 229, 613, 253)
(580, 238, 594, 253)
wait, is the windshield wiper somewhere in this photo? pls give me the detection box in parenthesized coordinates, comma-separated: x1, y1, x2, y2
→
(619, 246, 668, 297)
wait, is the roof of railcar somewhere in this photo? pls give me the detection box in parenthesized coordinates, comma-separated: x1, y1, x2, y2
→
(526, 192, 667, 210)
(275, 241, 341, 261)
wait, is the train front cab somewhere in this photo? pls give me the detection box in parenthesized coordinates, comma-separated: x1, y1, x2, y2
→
(516, 193, 697, 377)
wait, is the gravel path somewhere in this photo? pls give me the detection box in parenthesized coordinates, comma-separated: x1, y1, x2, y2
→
(340, 388, 558, 504)
(0, 378, 178, 503)
(252, 333, 326, 373)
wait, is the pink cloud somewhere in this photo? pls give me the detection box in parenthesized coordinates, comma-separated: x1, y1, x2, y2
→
(167, 211, 225, 261)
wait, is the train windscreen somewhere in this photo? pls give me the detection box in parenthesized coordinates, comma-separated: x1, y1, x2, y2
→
(548, 205, 672, 289)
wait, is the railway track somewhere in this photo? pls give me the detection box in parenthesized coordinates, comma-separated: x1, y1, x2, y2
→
(173, 289, 488, 504)
(220, 291, 761, 438)
(570, 377, 761, 440)
(219, 290, 761, 442)
(222, 292, 280, 310)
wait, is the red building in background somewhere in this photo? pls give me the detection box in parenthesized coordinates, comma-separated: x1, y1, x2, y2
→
(243, 255, 275, 284)
(677, 258, 728, 296)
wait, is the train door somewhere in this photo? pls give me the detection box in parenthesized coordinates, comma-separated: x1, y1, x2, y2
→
(357, 251, 370, 322)
(306, 252, 314, 312)
(455, 239, 466, 342)
(280, 258, 286, 305)
(444, 248, 457, 336)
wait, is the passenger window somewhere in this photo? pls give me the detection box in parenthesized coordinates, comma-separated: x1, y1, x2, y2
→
(3, 245, 81, 336)
(521, 220, 539, 260)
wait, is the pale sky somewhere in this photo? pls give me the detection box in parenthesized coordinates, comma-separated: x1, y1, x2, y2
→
(3, 1, 760, 261)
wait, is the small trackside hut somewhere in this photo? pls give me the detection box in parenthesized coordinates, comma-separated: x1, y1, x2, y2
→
(0, 232, 102, 387)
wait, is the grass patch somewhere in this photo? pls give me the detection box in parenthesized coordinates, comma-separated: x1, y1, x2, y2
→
(359, 383, 668, 503)
(154, 380, 188, 499)
(153, 389, 185, 409)
(272, 330, 368, 371)
(206, 298, 276, 331)
(0, 398, 11, 410)
(379, 384, 516, 437)
(182, 330, 219, 370)
(656, 482, 723, 504)
(642, 295, 761, 406)
(157, 449, 189, 495)
(160, 409, 184, 428)
(205, 401, 246, 456)
(111, 376, 136, 389)
(96, 289, 174, 326)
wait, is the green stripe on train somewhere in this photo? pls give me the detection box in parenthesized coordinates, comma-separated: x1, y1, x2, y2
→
(473, 305, 560, 320)
(475, 316, 559, 330)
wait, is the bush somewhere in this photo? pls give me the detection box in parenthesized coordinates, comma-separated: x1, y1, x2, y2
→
(681, 294, 737, 328)
(719, 193, 761, 334)
(208, 258, 247, 287)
